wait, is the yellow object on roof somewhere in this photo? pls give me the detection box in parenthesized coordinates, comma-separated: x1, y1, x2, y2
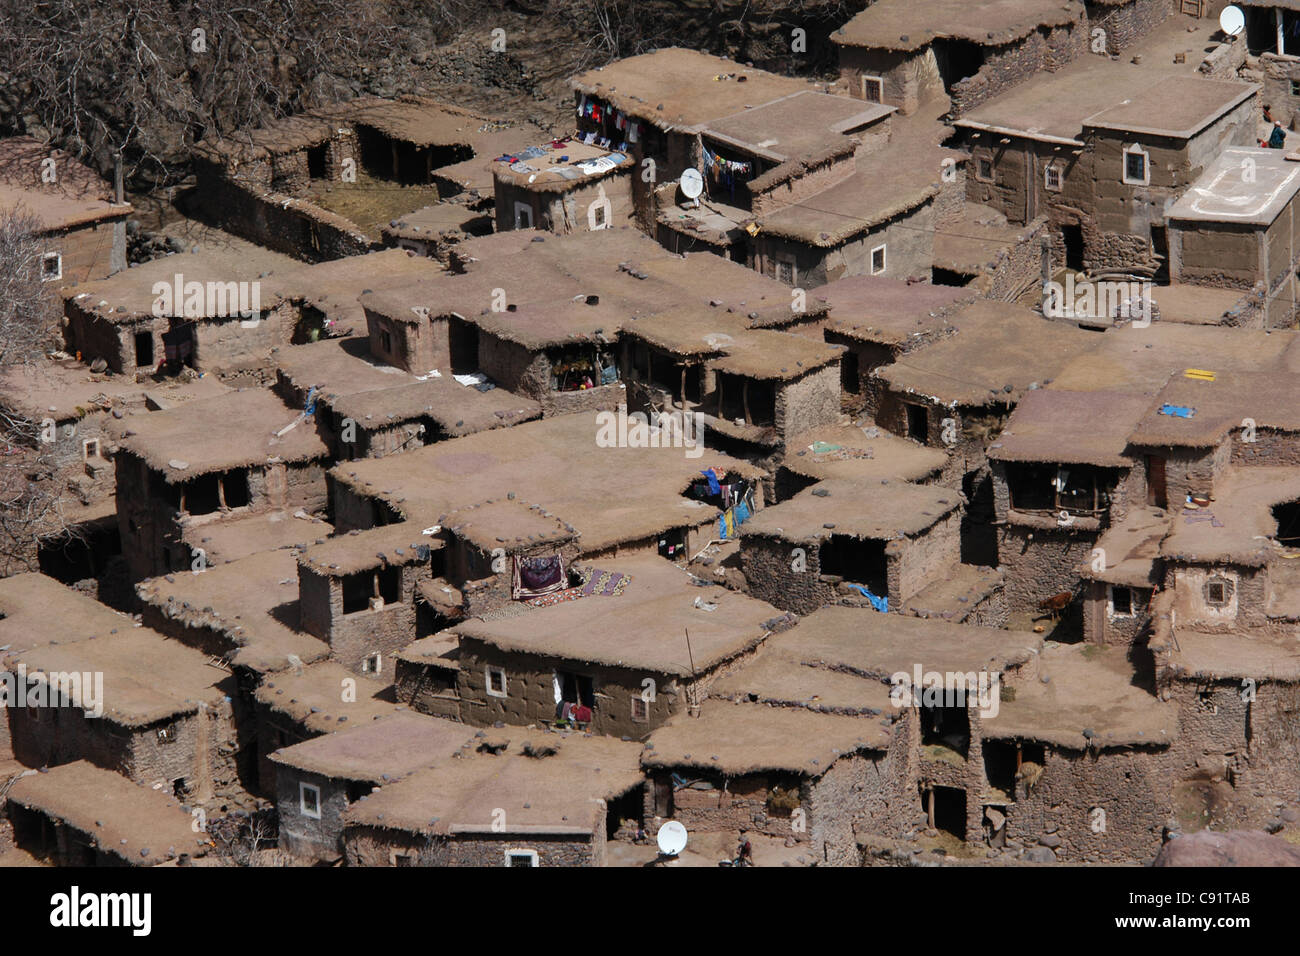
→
(1184, 368, 1216, 381)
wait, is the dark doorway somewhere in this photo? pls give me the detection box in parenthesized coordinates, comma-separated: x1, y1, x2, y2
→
(931, 266, 972, 287)
(185, 473, 222, 515)
(934, 39, 985, 90)
(905, 402, 928, 442)
(920, 703, 970, 756)
(1272, 499, 1300, 547)
(1150, 225, 1169, 284)
(840, 350, 860, 395)
(1145, 454, 1167, 509)
(557, 670, 595, 708)
(448, 317, 479, 374)
(307, 144, 328, 179)
(134, 330, 154, 367)
(928, 785, 967, 840)
(1062, 224, 1084, 271)
(819, 534, 888, 595)
(605, 786, 645, 840)
(961, 471, 998, 567)
(983, 741, 1019, 797)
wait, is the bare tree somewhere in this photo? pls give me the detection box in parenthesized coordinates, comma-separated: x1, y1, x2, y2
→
(0, 206, 75, 575)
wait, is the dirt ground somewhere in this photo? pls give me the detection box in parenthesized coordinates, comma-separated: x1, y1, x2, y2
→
(605, 829, 813, 867)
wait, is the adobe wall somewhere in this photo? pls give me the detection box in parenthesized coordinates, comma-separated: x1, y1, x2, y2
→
(454, 638, 681, 738)
(1002, 744, 1174, 863)
(1168, 563, 1272, 634)
(1085, 0, 1171, 55)
(1169, 220, 1261, 290)
(477, 333, 545, 396)
(1255, 52, 1300, 128)
(394, 659, 462, 721)
(45, 217, 128, 285)
(836, 47, 942, 115)
(1231, 427, 1300, 467)
(1081, 580, 1152, 645)
(751, 153, 857, 217)
(824, 334, 894, 416)
(774, 364, 841, 443)
(276, 768, 353, 861)
(646, 768, 814, 845)
(995, 523, 1099, 616)
(365, 308, 449, 373)
(342, 823, 599, 866)
(950, 23, 1086, 118)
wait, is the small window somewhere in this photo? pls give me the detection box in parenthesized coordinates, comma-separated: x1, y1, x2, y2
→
(870, 244, 886, 275)
(82, 438, 100, 460)
(1204, 576, 1232, 607)
(1291, 80, 1300, 97)
(1197, 688, 1218, 714)
(41, 252, 62, 282)
(1122, 145, 1149, 186)
(362, 653, 382, 675)
(1044, 163, 1062, 192)
(862, 75, 884, 103)
(392, 852, 417, 867)
(300, 782, 321, 819)
(775, 257, 796, 285)
(631, 695, 650, 723)
(592, 204, 606, 228)
(156, 724, 177, 744)
(505, 849, 538, 867)
(1108, 585, 1133, 618)
(486, 665, 508, 698)
(976, 157, 995, 183)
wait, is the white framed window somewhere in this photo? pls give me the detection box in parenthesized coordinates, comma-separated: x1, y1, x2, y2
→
(1107, 585, 1134, 619)
(300, 782, 321, 819)
(1122, 145, 1149, 186)
(870, 243, 887, 275)
(1204, 576, 1233, 608)
(82, 438, 100, 460)
(514, 201, 533, 230)
(362, 653, 382, 675)
(486, 665, 508, 698)
(630, 695, 649, 723)
(505, 849, 538, 867)
(861, 75, 884, 103)
(1044, 162, 1063, 192)
(975, 157, 995, 183)
(40, 252, 62, 282)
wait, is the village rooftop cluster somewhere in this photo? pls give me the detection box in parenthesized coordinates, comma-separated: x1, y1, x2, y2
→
(3, 0, 1300, 869)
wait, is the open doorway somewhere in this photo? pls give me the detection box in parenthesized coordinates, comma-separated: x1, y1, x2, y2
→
(923, 784, 967, 840)
(933, 39, 985, 91)
(1145, 454, 1167, 509)
(819, 534, 888, 596)
(905, 402, 928, 442)
(1061, 224, 1084, 272)
(1272, 499, 1300, 548)
(448, 316, 479, 374)
(1150, 225, 1169, 285)
(920, 703, 969, 757)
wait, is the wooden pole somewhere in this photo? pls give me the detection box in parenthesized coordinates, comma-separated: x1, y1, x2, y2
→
(742, 379, 752, 426)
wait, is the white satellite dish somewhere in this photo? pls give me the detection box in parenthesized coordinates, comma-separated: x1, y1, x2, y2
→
(1220, 5, 1245, 38)
(656, 821, 689, 856)
(680, 168, 704, 200)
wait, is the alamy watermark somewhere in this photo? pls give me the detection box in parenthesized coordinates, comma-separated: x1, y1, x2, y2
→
(152, 273, 262, 327)
(596, 405, 705, 459)
(1, 664, 104, 718)
(1044, 274, 1151, 327)
(890, 664, 1000, 718)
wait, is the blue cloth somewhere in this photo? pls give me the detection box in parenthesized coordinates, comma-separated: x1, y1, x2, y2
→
(718, 514, 728, 540)
(734, 500, 750, 525)
(702, 469, 720, 495)
(304, 386, 318, 417)
(1159, 404, 1195, 419)
(846, 584, 888, 613)
(1270, 125, 1286, 149)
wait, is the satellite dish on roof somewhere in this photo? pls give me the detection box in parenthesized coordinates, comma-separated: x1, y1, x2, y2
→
(680, 168, 704, 200)
(1220, 5, 1245, 37)
(657, 820, 688, 856)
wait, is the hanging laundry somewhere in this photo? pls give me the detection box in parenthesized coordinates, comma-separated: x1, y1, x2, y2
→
(702, 468, 721, 495)
(734, 500, 751, 525)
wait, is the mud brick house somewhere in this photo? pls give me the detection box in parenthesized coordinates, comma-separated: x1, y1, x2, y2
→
(954, 17, 1255, 272)
(641, 702, 893, 865)
(437, 498, 581, 619)
(1238, 0, 1300, 126)
(982, 641, 1179, 862)
(775, 424, 950, 501)
(192, 97, 517, 261)
(328, 412, 766, 564)
(1150, 588, 1300, 813)
(493, 139, 637, 234)
(831, 0, 1087, 116)
(739, 477, 965, 616)
(393, 636, 462, 720)
(1164, 146, 1300, 329)
(873, 301, 1096, 489)
(341, 735, 644, 867)
(0, 136, 130, 285)
(381, 198, 494, 263)
(269, 712, 473, 862)
(656, 91, 895, 261)
(1079, 506, 1166, 645)
(275, 335, 541, 459)
(251, 661, 399, 796)
(297, 522, 445, 680)
(0, 574, 239, 803)
(987, 386, 1152, 622)
(111, 388, 330, 580)
(5, 760, 212, 866)
(715, 606, 1042, 856)
(451, 556, 791, 737)
(569, 49, 815, 192)
(619, 310, 844, 462)
(816, 276, 975, 416)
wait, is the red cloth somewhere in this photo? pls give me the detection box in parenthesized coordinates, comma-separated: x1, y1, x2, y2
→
(573, 705, 593, 723)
